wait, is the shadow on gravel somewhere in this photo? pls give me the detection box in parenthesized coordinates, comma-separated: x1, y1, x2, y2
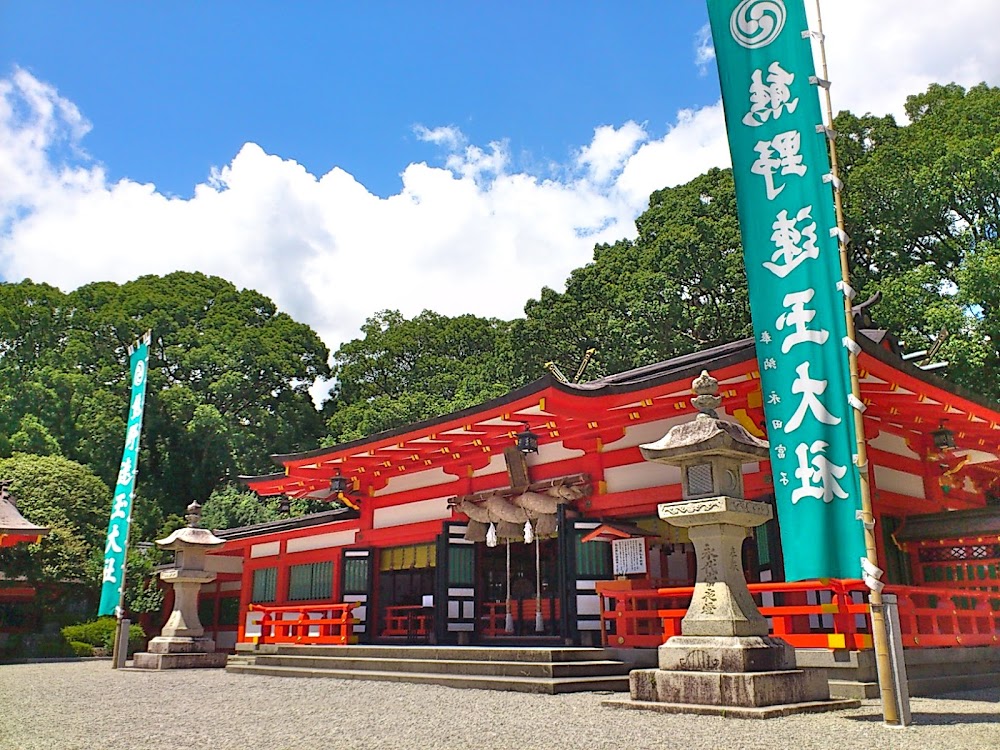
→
(845, 712, 1000, 726)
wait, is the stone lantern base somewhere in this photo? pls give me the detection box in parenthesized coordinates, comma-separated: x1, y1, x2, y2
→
(604, 496, 859, 717)
(622, 635, 841, 717)
(607, 632, 859, 717)
(133, 636, 228, 670)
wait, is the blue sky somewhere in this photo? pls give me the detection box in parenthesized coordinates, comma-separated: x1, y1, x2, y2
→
(1, 1, 715, 199)
(1, 1, 997, 360)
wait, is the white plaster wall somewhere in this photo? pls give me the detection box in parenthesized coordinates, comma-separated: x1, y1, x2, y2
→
(869, 430, 921, 459)
(373, 496, 452, 528)
(374, 466, 454, 496)
(286, 529, 358, 553)
(249, 541, 280, 558)
(604, 461, 681, 494)
(873, 466, 926, 499)
(205, 555, 243, 574)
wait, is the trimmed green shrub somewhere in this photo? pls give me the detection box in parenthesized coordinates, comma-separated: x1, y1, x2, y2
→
(102, 623, 146, 656)
(69, 641, 94, 657)
(62, 617, 146, 656)
(61, 617, 117, 647)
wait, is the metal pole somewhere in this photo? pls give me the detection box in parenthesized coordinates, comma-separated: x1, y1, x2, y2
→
(505, 539, 514, 634)
(813, 0, 899, 724)
(535, 533, 544, 632)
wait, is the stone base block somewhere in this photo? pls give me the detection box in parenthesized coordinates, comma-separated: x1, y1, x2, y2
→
(630, 667, 829, 708)
(602, 697, 861, 719)
(658, 635, 795, 673)
(146, 636, 216, 654)
(132, 651, 228, 670)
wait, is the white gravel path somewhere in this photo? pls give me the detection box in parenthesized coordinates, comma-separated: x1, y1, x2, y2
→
(0, 660, 997, 750)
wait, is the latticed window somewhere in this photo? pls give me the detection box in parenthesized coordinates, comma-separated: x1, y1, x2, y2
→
(251, 567, 277, 603)
(575, 532, 611, 577)
(343, 557, 370, 594)
(448, 546, 475, 586)
(288, 561, 333, 601)
(919, 544, 1000, 563)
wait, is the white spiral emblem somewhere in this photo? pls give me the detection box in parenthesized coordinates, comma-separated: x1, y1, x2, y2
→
(730, 0, 786, 49)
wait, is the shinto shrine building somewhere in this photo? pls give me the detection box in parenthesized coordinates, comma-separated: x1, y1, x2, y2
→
(196, 327, 1000, 653)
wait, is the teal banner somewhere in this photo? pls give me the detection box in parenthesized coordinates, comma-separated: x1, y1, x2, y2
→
(706, 0, 865, 579)
(98, 332, 151, 616)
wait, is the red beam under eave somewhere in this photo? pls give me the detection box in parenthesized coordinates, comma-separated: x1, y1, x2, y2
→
(354, 518, 448, 547)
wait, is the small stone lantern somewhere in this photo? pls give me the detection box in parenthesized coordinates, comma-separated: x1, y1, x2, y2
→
(639, 370, 772, 640)
(133, 502, 229, 669)
(615, 371, 851, 716)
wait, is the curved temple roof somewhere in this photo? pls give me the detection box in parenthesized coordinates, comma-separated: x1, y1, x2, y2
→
(0, 480, 49, 548)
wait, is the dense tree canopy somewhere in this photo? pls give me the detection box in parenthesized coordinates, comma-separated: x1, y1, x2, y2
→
(838, 82, 1000, 396)
(0, 272, 331, 517)
(510, 167, 751, 382)
(325, 310, 514, 443)
(0, 453, 108, 587)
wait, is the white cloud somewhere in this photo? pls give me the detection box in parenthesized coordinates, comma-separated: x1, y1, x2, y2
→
(576, 122, 648, 185)
(413, 124, 464, 150)
(807, 0, 1000, 121)
(2, 3, 999, 364)
(694, 23, 716, 75)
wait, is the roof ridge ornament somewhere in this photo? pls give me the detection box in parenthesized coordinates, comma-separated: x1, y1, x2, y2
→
(691, 370, 723, 418)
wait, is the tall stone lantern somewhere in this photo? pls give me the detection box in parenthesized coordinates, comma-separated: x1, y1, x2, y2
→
(133, 502, 229, 669)
(617, 371, 853, 717)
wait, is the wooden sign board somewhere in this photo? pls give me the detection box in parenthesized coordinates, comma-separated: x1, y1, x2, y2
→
(612, 537, 647, 576)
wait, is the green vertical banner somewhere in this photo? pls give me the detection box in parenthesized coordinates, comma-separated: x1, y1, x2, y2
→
(98, 332, 152, 616)
(706, 0, 865, 579)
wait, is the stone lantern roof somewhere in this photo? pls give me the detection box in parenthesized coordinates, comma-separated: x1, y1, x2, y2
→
(155, 501, 225, 552)
(639, 370, 769, 466)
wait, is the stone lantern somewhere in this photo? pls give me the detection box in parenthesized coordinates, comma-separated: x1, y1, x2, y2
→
(617, 371, 853, 717)
(133, 502, 229, 669)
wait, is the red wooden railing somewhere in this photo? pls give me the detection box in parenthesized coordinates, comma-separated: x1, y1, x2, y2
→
(249, 603, 359, 645)
(481, 598, 561, 636)
(597, 579, 1000, 650)
(382, 605, 432, 638)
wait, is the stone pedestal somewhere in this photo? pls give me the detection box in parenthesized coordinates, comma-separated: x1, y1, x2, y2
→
(610, 496, 857, 717)
(132, 636, 228, 670)
(133, 502, 229, 670)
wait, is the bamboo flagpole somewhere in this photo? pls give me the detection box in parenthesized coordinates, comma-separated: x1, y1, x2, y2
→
(811, 0, 899, 724)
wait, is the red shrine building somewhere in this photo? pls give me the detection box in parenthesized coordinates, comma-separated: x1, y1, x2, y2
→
(197, 329, 1000, 652)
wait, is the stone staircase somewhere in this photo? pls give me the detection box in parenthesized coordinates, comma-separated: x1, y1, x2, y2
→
(226, 644, 632, 694)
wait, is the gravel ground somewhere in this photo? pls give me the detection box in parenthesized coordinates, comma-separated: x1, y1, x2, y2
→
(0, 660, 997, 750)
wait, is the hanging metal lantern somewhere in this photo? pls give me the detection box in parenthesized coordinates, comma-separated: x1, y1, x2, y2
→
(932, 422, 956, 451)
(515, 423, 539, 454)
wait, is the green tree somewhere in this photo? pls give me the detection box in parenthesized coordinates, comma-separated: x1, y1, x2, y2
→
(8, 414, 62, 457)
(838, 83, 1000, 397)
(512, 167, 751, 381)
(0, 272, 332, 515)
(0, 454, 109, 620)
(326, 310, 514, 443)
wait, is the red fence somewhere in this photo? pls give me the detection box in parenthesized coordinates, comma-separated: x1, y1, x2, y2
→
(596, 579, 1000, 650)
(249, 603, 358, 645)
(382, 605, 432, 638)
(481, 598, 561, 637)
